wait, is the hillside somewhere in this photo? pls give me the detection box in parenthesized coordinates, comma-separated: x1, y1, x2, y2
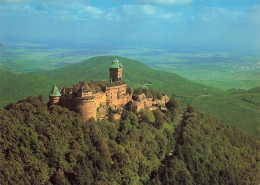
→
(154, 109, 260, 184)
(193, 91, 260, 138)
(0, 56, 259, 138)
(46, 56, 222, 100)
(0, 96, 259, 184)
(0, 56, 220, 107)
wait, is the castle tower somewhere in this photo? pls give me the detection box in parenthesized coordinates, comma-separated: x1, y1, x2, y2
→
(109, 58, 123, 82)
(73, 96, 96, 122)
(49, 84, 61, 105)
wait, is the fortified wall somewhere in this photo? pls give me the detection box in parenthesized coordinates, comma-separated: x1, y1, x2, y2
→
(48, 58, 168, 122)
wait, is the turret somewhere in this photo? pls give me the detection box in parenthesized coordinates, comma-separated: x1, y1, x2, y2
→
(109, 58, 123, 82)
(73, 96, 96, 122)
(49, 84, 61, 105)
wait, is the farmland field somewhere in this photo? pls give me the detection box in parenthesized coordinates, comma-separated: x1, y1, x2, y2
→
(0, 43, 259, 138)
(136, 51, 260, 90)
(0, 41, 259, 90)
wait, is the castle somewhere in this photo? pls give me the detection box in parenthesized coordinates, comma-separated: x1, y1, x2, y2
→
(48, 58, 169, 122)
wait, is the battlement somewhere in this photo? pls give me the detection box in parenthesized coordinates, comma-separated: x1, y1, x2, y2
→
(48, 58, 168, 122)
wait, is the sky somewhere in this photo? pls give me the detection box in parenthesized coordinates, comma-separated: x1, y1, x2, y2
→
(0, 0, 260, 51)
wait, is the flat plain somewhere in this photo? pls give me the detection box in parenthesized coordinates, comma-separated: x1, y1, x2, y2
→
(1, 42, 259, 91)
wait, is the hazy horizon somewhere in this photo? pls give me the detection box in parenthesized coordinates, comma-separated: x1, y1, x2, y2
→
(0, 0, 260, 52)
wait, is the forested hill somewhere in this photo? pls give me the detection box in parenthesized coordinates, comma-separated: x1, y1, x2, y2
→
(0, 96, 259, 184)
(0, 56, 259, 138)
(0, 56, 220, 107)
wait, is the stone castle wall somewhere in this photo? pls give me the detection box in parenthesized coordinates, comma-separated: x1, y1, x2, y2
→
(135, 93, 153, 110)
(105, 83, 133, 106)
(59, 95, 73, 110)
(136, 98, 153, 110)
(50, 87, 168, 122)
(48, 59, 169, 121)
(73, 97, 96, 122)
(49, 96, 60, 105)
(106, 86, 119, 104)
(135, 94, 170, 111)
(152, 95, 170, 106)
(93, 92, 107, 107)
(51, 83, 132, 122)
(119, 94, 132, 105)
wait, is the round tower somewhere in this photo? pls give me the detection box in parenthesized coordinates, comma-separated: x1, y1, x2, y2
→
(49, 84, 61, 105)
(73, 96, 96, 122)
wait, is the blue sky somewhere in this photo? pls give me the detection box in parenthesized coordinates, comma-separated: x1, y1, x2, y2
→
(0, 0, 259, 50)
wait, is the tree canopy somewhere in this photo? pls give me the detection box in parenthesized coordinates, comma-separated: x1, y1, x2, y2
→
(0, 96, 259, 184)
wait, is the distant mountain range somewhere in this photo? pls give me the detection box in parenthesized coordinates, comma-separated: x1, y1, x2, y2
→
(0, 56, 259, 138)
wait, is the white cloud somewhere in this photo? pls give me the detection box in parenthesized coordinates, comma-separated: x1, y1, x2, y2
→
(142, 4, 156, 15)
(122, 4, 182, 21)
(82, 5, 104, 16)
(79, 5, 120, 20)
(137, 0, 194, 5)
(0, 1, 120, 21)
(198, 6, 260, 24)
(123, 4, 156, 16)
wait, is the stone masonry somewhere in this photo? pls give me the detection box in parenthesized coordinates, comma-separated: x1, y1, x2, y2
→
(48, 58, 169, 122)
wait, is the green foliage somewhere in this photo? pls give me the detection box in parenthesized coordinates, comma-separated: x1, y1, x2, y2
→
(165, 96, 182, 122)
(121, 110, 138, 127)
(154, 111, 260, 185)
(165, 95, 182, 112)
(186, 104, 195, 114)
(0, 96, 259, 184)
(152, 110, 165, 129)
(107, 107, 115, 122)
(193, 91, 260, 138)
(125, 101, 137, 112)
(0, 56, 220, 108)
(140, 109, 155, 124)
(0, 97, 167, 184)
(126, 85, 133, 95)
(1, 56, 259, 138)
(148, 89, 163, 101)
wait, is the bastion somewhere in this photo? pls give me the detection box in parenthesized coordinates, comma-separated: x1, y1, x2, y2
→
(48, 58, 169, 122)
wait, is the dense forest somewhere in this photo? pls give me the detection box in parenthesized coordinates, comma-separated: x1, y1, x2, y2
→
(0, 95, 259, 184)
(1, 56, 259, 139)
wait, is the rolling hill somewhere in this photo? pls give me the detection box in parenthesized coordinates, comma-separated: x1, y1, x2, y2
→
(0, 56, 259, 138)
(193, 91, 260, 138)
(0, 56, 220, 106)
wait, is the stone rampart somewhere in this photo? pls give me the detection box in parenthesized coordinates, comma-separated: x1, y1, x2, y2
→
(93, 92, 106, 107)
(59, 95, 73, 110)
(73, 97, 96, 122)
